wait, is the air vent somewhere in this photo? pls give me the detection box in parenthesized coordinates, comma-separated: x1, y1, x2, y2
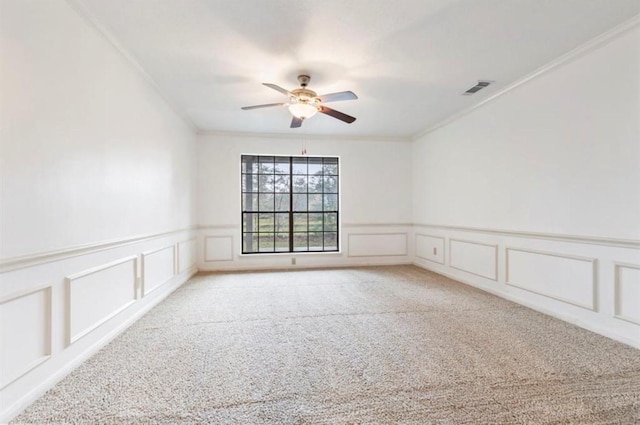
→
(462, 80, 493, 95)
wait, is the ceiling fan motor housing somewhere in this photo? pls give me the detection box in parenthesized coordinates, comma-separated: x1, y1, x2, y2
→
(291, 88, 319, 106)
(292, 75, 318, 106)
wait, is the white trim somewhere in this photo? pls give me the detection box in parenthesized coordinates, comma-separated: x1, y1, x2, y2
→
(198, 260, 412, 273)
(448, 238, 498, 281)
(343, 222, 412, 228)
(198, 223, 413, 230)
(65, 255, 138, 281)
(197, 222, 639, 249)
(141, 245, 176, 258)
(412, 260, 639, 350)
(141, 245, 177, 297)
(0, 228, 195, 272)
(1, 356, 52, 392)
(613, 262, 640, 325)
(0, 284, 53, 390)
(69, 300, 136, 346)
(66, 256, 138, 345)
(505, 247, 597, 311)
(7, 223, 625, 272)
(237, 251, 343, 258)
(411, 14, 640, 140)
(413, 223, 639, 249)
(201, 222, 639, 248)
(240, 152, 341, 159)
(0, 282, 52, 305)
(177, 238, 198, 272)
(173, 244, 179, 275)
(347, 232, 409, 258)
(64, 0, 198, 132)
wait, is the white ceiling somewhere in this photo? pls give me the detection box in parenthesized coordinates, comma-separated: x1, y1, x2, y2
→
(74, 0, 640, 139)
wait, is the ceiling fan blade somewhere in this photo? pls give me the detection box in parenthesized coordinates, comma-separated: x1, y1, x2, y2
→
(318, 106, 356, 124)
(263, 83, 295, 97)
(290, 116, 303, 128)
(317, 91, 358, 103)
(241, 103, 287, 110)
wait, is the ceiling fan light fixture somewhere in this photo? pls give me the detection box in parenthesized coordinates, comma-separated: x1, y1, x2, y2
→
(242, 75, 357, 127)
(288, 103, 318, 119)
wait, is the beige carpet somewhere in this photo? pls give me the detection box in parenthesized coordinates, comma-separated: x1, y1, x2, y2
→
(13, 266, 640, 424)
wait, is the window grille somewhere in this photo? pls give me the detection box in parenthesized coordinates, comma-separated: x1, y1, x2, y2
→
(241, 155, 339, 254)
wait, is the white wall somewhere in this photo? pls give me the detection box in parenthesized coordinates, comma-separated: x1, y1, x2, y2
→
(0, 1, 197, 421)
(0, 0, 197, 259)
(412, 24, 640, 347)
(197, 133, 413, 270)
(412, 25, 639, 240)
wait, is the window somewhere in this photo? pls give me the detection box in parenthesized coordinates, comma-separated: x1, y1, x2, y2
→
(241, 155, 339, 254)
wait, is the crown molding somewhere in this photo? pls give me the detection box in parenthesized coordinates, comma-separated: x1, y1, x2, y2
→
(411, 13, 640, 141)
(65, 0, 199, 133)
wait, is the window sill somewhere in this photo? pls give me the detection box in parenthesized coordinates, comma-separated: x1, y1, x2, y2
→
(238, 251, 343, 258)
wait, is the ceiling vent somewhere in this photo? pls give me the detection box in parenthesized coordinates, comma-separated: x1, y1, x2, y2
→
(462, 80, 493, 95)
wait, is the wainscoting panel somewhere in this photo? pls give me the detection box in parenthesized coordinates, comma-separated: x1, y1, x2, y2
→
(1, 229, 197, 424)
(141, 246, 175, 296)
(506, 248, 596, 310)
(415, 234, 445, 264)
(197, 224, 413, 271)
(413, 223, 640, 350)
(614, 263, 640, 325)
(67, 256, 137, 345)
(178, 239, 197, 273)
(449, 239, 497, 280)
(348, 233, 408, 257)
(0, 285, 51, 389)
(204, 236, 234, 262)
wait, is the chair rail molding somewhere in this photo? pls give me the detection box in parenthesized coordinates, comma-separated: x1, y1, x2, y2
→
(0, 227, 196, 272)
(413, 223, 640, 249)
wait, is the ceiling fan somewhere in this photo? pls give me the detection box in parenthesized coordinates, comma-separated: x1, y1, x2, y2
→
(241, 75, 358, 128)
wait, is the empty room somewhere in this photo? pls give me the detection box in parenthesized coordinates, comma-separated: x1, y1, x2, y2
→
(1, 0, 639, 423)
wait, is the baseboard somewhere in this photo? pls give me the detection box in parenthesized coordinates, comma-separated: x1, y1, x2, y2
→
(412, 261, 640, 350)
(197, 259, 413, 272)
(1, 267, 197, 424)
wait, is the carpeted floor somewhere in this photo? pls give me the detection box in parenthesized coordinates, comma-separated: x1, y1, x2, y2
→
(13, 265, 640, 424)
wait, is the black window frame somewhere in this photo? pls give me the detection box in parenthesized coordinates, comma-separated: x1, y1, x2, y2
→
(241, 155, 339, 254)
